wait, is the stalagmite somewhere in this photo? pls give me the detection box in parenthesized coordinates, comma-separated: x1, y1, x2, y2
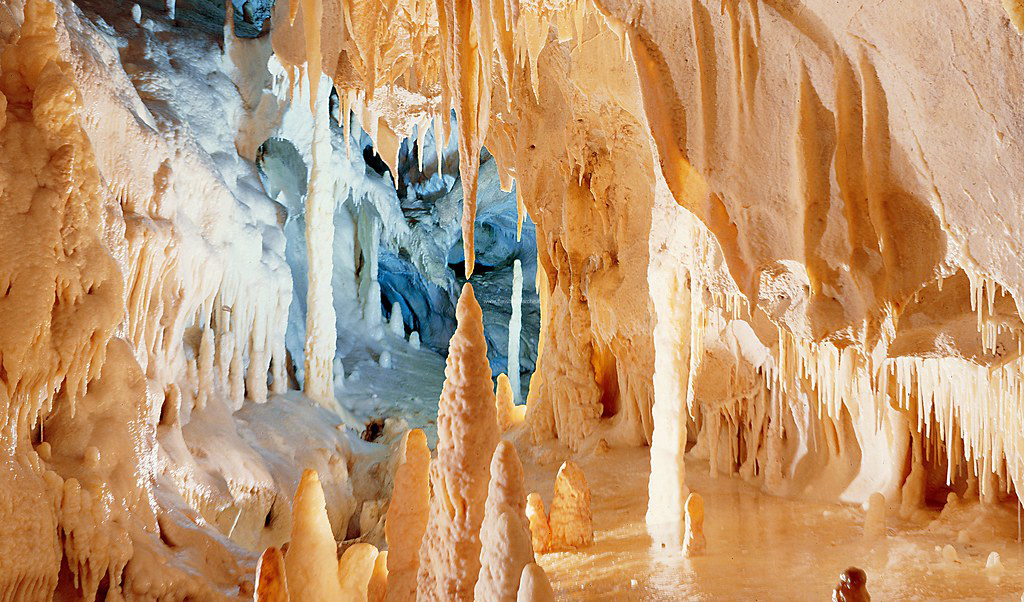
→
(368, 551, 389, 601)
(900, 432, 926, 518)
(385, 429, 430, 602)
(390, 301, 405, 337)
(495, 373, 516, 431)
(525, 493, 551, 554)
(942, 544, 960, 564)
(683, 492, 705, 558)
(475, 441, 535, 602)
(338, 543, 379, 601)
(549, 461, 593, 550)
(416, 284, 500, 600)
(985, 552, 1005, 579)
(508, 258, 523, 404)
(646, 258, 691, 548)
(303, 87, 337, 404)
(255, 547, 290, 602)
(863, 493, 886, 541)
(516, 563, 556, 602)
(284, 470, 344, 600)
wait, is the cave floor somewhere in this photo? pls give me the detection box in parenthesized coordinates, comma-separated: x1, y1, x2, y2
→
(522, 447, 1024, 601)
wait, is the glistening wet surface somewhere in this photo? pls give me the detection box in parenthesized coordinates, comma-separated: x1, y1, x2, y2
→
(523, 447, 1024, 601)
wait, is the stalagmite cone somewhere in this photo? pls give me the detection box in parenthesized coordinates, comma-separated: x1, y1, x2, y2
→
(284, 469, 343, 600)
(416, 283, 500, 600)
(368, 550, 389, 601)
(832, 567, 870, 602)
(516, 563, 555, 602)
(385, 429, 430, 602)
(337, 542, 379, 601)
(942, 544, 960, 564)
(255, 547, 289, 602)
(475, 441, 535, 601)
(526, 493, 551, 554)
(863, 492, 886, 541)
(496, 373, 516, 431)
(683, 492, 705, 557)
(549, 461, 593, 550)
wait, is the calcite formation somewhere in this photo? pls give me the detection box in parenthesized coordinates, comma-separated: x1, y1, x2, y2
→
(284, 470, 344, 600)
(515, 563, 556, 602)
(337, 542, 380, 601)
(3, 0, 1024, 598)
(495, 373, 516, 432)
(416, 284, 500, 600)
(475, 441, 535, 602)
(682, 492, 706, 558)
(384, 429, 430, 602)
(524, 493, 551, 554)
(263, 0, 1024, 551)
(548, 461, 594, 551)
(254, 547, 289, 602)
(368, 551, 389, 602)
(863, 492, 886, 542)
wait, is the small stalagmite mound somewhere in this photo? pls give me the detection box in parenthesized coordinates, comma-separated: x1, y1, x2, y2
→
(683, 492, 705, 557)
(525, 493, 551, 554)
(863, 492, 886, 541)
(549, 461, 593, 550)
(516, 563, 556, 602)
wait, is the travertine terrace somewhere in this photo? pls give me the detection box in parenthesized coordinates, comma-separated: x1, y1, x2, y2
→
(1, 0, 1024, 599)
